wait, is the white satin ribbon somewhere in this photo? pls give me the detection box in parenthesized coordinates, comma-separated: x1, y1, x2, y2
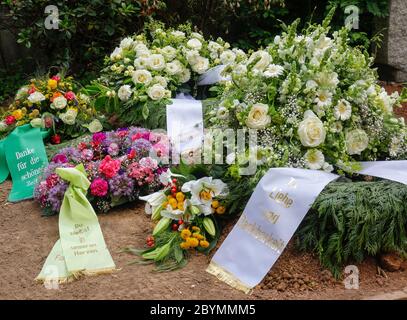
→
(207, 161, 407, 293)
(197, 65, 229, 86)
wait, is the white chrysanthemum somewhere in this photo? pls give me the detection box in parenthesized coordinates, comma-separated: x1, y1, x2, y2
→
(110, 47, 123, 61)
(191, 56, 209, 74)
(147, 84, 166, 101)
(263, 64, 284, 78)
(345, 129, 369, 155)
(148, 54, 166, 71)
(220, 50, 236, 65)
(28, 91, 46, 104)
(51, 96, 67, 109)
(314, 90, 332, 108)
(330, 121, 343, 133)
(118, 85, 132, 102)
(165, 60, 183, 75)
(120, 37, 134, 50)
(161, 45, 177, 60)
(334, 99, 352, 120)
(132, 69, 152, 85)
(304, 149, 325, 170)
(187, 38, 202, 50)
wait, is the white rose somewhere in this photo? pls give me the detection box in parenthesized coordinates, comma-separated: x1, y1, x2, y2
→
(220, 50, 236, 65)
(30, 118, 43, 128)
(147, 84, 166, 101)
(245, 103, 271, 129)
(132, 69, 152, 85)
(28, 91, 46, 104)
(16, 86, 29, 100)
(191, 32, 204, 40)
(297, 110, 326, 147)
(154, 76, 168, 88)
(120, 37, 134, 50)
(52, 96, 67, 110)
(60, 109, 77, 125)
(187, 38, 202, 50)
(87, 119, 103, 133)
(162, 46, 177, 60)
(134, 57, 149, 69)
(0, 121, 8, 131)
(136, 49, 150, 58)
(118, 85, 132, 101)
(208, 41, 222, 53)
(191, 57, 209, 74)
(165, 60, 183, 75)
(345, 129, 369, 155)
(171, 30, 185, 39)
(186, 50, 200, 64)
(148, 54, 166, 71)
(247, 50, 272, 72)
(179, 68, 191, 83)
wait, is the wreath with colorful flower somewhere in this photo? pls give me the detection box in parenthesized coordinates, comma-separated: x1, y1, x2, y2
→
(34, 127, 170, 215)
(86, 20, 246, 128)
(124, 170, 229, 271)
(0, 73, 103, 143)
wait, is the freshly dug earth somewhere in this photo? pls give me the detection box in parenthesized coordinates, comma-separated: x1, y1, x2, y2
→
(1, 181, 407, 300)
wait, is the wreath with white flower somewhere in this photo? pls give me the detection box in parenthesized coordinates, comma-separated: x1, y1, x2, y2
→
(86, 21, 246, 129)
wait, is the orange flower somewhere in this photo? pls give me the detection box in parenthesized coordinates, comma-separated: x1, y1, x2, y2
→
(51, 92, 62, 102)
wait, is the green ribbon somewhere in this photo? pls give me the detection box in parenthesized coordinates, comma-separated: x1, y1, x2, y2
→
(36, 164, 116, 283)
(0, 125, 49, 201)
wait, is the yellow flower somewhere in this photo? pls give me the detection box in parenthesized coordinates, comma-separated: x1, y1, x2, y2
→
(216, 206, 226, 215)
(192, 232, 204, 240)
(200, 240, 210, 248)
(167, 195, 174, 200)
(180, 229, 191, 240)
(11, 109, 23, 120)
(177, 202, 184, 211)
(48, 79, 58, 90)
(162, 201, 168, 208)
(169, 198, 178, 209)
(180, 242, 190, 250)
(176, 192, 185, 202)
(199, 190, 212, 201)
(211, 200, 220, 209)
(186, 237, 199, 248)
(191, 226, 200, 232)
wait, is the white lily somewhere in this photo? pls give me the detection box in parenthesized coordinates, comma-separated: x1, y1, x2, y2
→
(139, 191, 167, 219)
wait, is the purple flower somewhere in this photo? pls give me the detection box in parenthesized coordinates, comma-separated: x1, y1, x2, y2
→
(93, 132, 106, 143)
(108, 173, 134, 197)
(132, 138, 152, 155)
(108, 143, 119, 156)
(48, 182, 68, 212)
(52, 154, 68, 164)
(81, 149, 94, 161)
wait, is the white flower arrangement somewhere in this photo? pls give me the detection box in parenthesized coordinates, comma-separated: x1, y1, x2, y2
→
(90, 21, 246, 128)
(207, 17, 407, 175)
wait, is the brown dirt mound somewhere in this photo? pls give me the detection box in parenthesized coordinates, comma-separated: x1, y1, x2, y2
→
(1, 181, 407, 300)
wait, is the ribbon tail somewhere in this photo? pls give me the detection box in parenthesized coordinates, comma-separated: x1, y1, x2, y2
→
(206, 262, 252, 294)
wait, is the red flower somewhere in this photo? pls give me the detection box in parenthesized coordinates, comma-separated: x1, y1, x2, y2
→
(78, 142, 87, 151)
(51, 75, 61, 82)
(127, 149, 136, 160)
(28, 86, 36, 94)
(51, 134, 61, 144)
(5, 115, 16, 125)
(65, 91, 76, 101)
(99, 155, 121, 179)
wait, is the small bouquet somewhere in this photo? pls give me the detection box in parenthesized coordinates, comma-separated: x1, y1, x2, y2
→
(87, 20, 246, 128)
(34, 127, 169, 215)
(0, 73, 101, 142)
(127, 172, 228, 271)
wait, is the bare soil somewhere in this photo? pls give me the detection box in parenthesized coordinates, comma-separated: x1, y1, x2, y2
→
(1, 180, 407, 300)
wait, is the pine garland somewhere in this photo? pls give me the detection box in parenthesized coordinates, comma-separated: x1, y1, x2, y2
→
(296, 180, 407, 278)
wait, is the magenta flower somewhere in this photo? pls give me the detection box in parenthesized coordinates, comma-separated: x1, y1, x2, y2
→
(90, 178, 109, 197)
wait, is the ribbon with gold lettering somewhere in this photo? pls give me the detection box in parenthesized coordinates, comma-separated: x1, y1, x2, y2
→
(207, 161, 407, 293)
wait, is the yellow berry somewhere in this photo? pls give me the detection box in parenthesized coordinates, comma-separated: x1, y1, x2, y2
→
(211, 200, 220, 209)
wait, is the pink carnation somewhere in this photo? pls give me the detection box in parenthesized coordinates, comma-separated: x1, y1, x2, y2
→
(65, 91, 76, 101)
(99, 155, 121, 179)
(90, 178, 108, 197)
(152, 142, 169, 157)
(127, 162, 155, 185)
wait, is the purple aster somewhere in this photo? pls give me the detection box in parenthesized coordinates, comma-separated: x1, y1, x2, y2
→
(108, 173, 134, 197)
(132, 138, 152, 155)
(48, 182, 68, 213)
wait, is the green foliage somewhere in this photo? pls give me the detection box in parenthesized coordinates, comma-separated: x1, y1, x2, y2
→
(0, 60, 28, 105)
(296, 180, 407, 278)
(0, 0, 165, 76)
